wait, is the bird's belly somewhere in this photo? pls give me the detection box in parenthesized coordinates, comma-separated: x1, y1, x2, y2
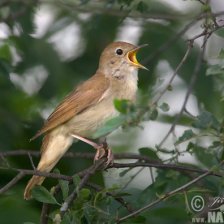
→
(66, 100, 119, 139)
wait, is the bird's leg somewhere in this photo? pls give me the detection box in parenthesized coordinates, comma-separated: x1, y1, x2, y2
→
(71, 133, 99, 148)
(70, 134, 114, 165)
(99, 138, 114, 166)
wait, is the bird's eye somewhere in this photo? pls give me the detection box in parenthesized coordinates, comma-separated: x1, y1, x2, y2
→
(116, 48, 123, 55)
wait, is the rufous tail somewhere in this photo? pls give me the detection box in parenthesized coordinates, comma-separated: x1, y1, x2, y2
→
(24, 175, 45, 200)
(24, 133, 73, 200)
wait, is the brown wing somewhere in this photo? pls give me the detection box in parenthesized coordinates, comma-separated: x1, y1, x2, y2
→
(31, 72, 109, 140)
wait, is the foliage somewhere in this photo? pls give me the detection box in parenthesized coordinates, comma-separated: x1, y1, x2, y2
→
(0, 0, 224, 223)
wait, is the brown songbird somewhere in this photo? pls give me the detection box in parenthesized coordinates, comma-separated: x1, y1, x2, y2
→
(24, 41, 148, 200)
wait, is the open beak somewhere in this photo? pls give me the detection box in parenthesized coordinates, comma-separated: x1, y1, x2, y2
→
(127, 44, 148, 70)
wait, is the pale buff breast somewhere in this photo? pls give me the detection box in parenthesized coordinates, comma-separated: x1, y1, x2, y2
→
(66, 69, 138, 138)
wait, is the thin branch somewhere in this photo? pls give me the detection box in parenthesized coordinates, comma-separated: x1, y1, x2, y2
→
(144, 18, 197, 63)
(143, 10, 224, 63)
(152, 44, 192, 104)
(110, 162, 222, 177)
(0, 166, 73, 182)
(86, 182, 133, 213)
(158, 28, 208, 147)
(39, 1, 224, 22)
(0, 172, 25, 194)
(28, 153, 36, 170)
(121, 167, 145, 190)
(117, 168, 215, 223)
(60, 158, 106, 216)
(0, 150, 93, 159)
(0, 158, 222, 195)
(0, 150, 160, 163)
(40, 203, 50, 224)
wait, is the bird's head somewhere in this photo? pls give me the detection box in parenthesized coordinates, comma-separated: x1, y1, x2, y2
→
(98, 41, 148, 78)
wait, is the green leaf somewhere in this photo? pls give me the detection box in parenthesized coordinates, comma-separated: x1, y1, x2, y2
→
(186, 141, 195, 153)
(215, 29, 224, 38)
(72, 175, 81, 187)
(80, 188, 91, 200)
(159, 102, 170, 112)
(114, 99, 130, 114)
(139, 147, 160, 160)
(119, 168, 131, 177)
(175, 129, 196, 145)
(136, 1, 148, 13)
(0, 44, 12, 62)
(206, 64, 224, 76)
(192, 111, 220, 130)
(92, 115, 126, 138)
(31, 186, 59, 205)
(149, 108, 158, 120)
(193, 144, 218, 167)
(54, 168, 69, 200)
(61, 213, 71, 224)
(218, 49, 224, 59)
(59, 180, 69, 200)
(0, 59, 11, 75)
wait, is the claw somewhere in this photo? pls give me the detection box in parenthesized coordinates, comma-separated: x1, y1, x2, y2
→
(94, 144, 106, 163)
(106, 148, 114, 166)
(94, 144, 114, 167)
(70, 134, 114, 167)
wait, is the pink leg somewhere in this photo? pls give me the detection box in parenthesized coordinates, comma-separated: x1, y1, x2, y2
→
(71, 134, 98, 149)
(70, 133, 114, 165)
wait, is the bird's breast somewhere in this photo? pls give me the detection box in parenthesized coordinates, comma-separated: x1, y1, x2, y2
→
(111, 68, 138, 101)
(66, 97, 119, 138)
(66, 69, 138, 139)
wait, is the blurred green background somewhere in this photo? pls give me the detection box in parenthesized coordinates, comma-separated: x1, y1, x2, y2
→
(1, 0, 224, 223)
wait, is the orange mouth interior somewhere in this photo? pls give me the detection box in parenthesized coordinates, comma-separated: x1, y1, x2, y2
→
(127, 45, 148, 70)
(128, 50, 139, 65)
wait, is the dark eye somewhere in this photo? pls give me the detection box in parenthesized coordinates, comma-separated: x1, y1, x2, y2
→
(116, 48, 123, 55)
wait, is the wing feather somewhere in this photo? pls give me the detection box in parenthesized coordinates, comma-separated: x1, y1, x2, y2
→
(31, 72, 109, 140)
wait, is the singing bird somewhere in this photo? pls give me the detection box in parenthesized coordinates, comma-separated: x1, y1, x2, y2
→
(24, 41, 148, 200)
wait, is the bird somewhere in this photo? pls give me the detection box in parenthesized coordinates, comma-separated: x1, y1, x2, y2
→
(24, 41, 148, 200)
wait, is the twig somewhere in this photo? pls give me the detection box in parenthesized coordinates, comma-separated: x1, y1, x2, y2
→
(0, 158, 222, 195)
(110, 162, 222, 177)
(0, 150, 94, 159)
(158, 27, 208, 147)
(0, 166, 73, 182)
(198, 0, 206, 5)
(0, 150, 161, 164)
(39, 1, 224, 22)
(28, 153, 36, 170)
(144, 18, 197, 63)
(40, 203, 50, 224)
(86, 182, 133, 213)
(0, 172, 25, 194)
(152, 44, 192, 104)
(117, 169, 214, 223)
(121, 167, 145, 190)
(60, 158, 106, 216)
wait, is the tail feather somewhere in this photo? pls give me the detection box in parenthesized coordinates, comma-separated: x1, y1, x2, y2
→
(24, 175, 45, 200)
(24, 131, 73, 200)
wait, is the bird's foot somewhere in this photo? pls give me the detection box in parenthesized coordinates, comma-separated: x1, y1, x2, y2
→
(94, 143, 114, 167)
(94, 144, 106, 161)
(70, 133, 114, 167)
(105, 148, 114, 166)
